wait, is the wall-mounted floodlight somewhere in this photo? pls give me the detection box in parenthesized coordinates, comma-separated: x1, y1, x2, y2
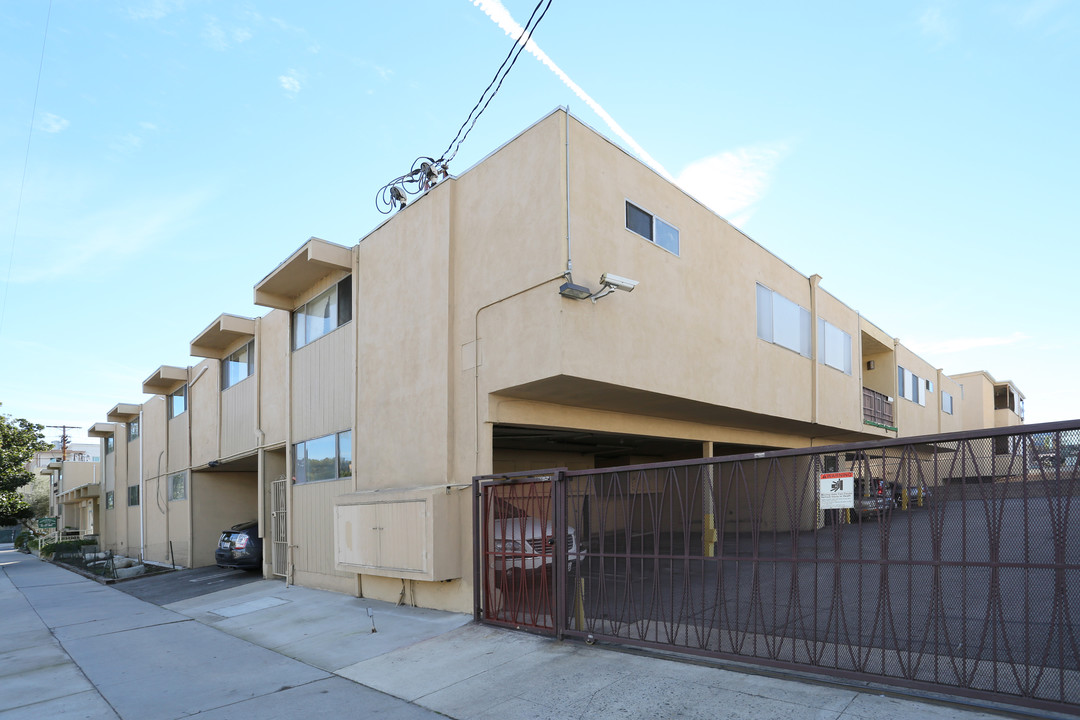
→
(558, 272, 640, 302)
(559, 280, 593, 300)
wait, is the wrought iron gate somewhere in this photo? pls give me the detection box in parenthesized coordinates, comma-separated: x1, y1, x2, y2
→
(271, 475, 288, 578)
(475, 421, 1080, 714)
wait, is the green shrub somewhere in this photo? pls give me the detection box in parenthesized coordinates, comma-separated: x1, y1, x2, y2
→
(40, 538, 96, 557)
(14, 531, 29, 549)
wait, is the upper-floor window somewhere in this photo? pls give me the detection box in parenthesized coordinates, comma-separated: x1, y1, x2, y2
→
(942, 391, 954, 415)
(625, 201, 679, 255)
(293, 430, 352, 484)
(128, 485, 140, 506)
(817, 318, 852, 375)
(222, 340, 254, 389)
(128, 419, 140, 442)
(898, 366, 927, 406)
(293, 276, 352, 350)
(169, 472, 187, 501)
(168, 384, 187, 418)
(105, 490, 114, 509)
(756, 283, 811, 358)
(105, 436, 115, 454)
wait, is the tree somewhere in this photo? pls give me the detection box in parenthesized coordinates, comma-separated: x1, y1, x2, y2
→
(0, 408, 52, 526)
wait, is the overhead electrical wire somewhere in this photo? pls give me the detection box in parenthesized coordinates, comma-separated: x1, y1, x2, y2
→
(376, 0, 553, 214)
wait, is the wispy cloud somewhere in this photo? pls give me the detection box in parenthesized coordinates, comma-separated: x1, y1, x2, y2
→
(202, 16, 253, 51)
(912, 332, 1029, 355)
(471, 0, 672, 180)
(9, 186, 212, 284)
(677, 142, 789, 225)
(126, 0, 184, 21)
(39, 112, 69, 133)
(279, 71, 302, 94)
(919, 5, 953, 45)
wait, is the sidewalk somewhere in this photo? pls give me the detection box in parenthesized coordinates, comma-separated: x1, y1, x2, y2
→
(0, 545, 1046, 719)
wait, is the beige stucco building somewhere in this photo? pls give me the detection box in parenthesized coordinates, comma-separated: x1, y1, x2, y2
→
(84, 109, 1024, 610)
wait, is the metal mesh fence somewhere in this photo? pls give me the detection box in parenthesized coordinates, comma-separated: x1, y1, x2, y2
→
(475, 421, 1080, 713)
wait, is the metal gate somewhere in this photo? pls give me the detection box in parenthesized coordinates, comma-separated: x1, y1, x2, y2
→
(270, 475, 288, 578)
(475, 420, 1080, 714)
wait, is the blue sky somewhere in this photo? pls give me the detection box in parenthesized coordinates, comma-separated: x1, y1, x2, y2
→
(2, 0, 1077, 445)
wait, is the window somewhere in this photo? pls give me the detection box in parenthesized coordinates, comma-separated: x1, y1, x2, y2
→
(128, 419, 140, 442)
(898, 366, 926, 406)
(222, 340, 254, 389)
(127, 485, 140, 506)
(942, 391, 954, 415)
(817, 318, 852, 374)
(625, 201, 679, 255)
(105, 491, 114, 509)
(169, 472, 187, 501)
(105, 436, 115, 454)
(168, 385, 187, 418)
(293, 276, 352, 350)
(756, 283, 811, 358)
(293, 430, 352, 484)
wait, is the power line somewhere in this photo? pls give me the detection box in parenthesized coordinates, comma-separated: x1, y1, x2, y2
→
(1, 0, 53, 339)
(375, 0, 553, 214)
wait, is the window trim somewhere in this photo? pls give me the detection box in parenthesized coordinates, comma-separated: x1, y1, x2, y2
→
(816, 317, 853, 375)
(169, 472, 187, 501)
(292, 276, 352, 350)
(625, 200, 680, 256)
(168, 384, 187, 419)
(293, 430, 353, 484)
(221, 339, 255, 390)
(756, 283, 812, 359)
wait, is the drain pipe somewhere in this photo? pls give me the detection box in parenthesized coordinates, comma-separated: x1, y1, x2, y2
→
(138, 410, 145, 562)
(809, 275, 822, 427)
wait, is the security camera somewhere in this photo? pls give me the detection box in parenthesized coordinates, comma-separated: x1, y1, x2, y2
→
(599, 273, 639, 292)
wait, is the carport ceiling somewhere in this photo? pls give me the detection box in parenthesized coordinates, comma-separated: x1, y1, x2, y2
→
(492, 425, 771, 461)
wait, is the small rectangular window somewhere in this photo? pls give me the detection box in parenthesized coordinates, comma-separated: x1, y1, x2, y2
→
(105, 491, 114, 509)
(817, 318, 852, 375)
(169, 472, 187, 501)
(168, 385, 187, 418)
(128, 485, 140, 506)
(106, 436, 115, 454)
(338, 431, 352, 478)
(293, 277, 352, 350)
(128, 420, 140, 442)
(942, 391, 954, 415)
(294, 430, 354, 484)
(222, 340, 254, 389)
(756, 283, 811, 358)
(625, 201, 679, 255)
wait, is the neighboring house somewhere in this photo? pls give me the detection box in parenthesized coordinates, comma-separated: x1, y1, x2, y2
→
(85, 108, 1024, 611)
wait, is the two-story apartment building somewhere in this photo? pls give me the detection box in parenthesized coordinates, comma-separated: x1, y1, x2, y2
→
(85, 108, 1024, 611)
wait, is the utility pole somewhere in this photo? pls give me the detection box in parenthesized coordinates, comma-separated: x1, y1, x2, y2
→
(45, 425, 77, 462)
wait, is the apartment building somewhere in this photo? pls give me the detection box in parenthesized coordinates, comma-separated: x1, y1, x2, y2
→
(85, 108, 1024, 611)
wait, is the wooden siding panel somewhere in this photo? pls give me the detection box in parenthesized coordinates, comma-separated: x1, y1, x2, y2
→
(221, 376, 257, 457)
(292, 479, 353, 581)
(291, 323, 355, 441)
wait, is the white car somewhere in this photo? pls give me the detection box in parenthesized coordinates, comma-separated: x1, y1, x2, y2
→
(490, 516, 581, 578)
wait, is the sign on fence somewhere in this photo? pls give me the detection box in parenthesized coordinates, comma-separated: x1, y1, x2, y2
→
(818, 472, 854, 509)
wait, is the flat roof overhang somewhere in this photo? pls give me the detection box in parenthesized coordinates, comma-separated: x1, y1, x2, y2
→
(142, 365, 188, 395)
(59, 483, 100, 503)
(87, 422, 116, 438)
(254, 237, 352, 310)
(47, 461, 62, 471)
(190, 314, 257, 359)
(493, 375, 883, 446)
(106, 403, 141, 423)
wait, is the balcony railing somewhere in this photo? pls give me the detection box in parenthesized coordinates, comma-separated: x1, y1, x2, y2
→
(863, 386, 893, 426)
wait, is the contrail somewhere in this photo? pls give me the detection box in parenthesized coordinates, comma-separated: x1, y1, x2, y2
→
(471, 0, 674, 181)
